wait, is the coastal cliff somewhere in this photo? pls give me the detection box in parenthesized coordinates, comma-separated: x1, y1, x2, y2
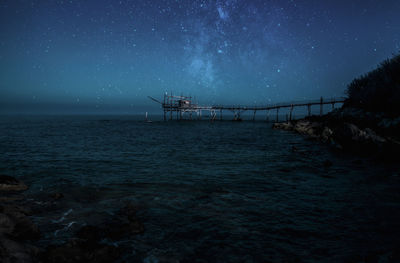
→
(273, 54, 400, 159)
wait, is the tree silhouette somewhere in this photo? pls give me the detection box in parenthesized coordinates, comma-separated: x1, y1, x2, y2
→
(346, 53, 400, 116)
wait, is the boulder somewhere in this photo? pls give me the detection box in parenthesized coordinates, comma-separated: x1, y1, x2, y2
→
(104, 203, 144, 239)
(364, 128, 386, 144)
(323, 160, 333, 168)
(12, 216, 40, 241)
(0, 205, 40, 241)
(42, 239, 121, 263)
(75, 225, 103, 244)
(0, 175, 28, 192)
(41, 202, 144, 263)
(321, 127, 333, 142)
(293, 120, 323, 138)
(272, 122, 294, 131)
(50, 193, 64, 200)
(0, 235, 39, 263)
(0, 177, 42, 262)
(332, 123, 386, 151)
(0, 213, 15, 235)
(105, 220, 144, 240)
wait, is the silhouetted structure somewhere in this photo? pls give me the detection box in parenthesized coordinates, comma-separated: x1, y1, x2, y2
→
(148, 93, 345, 122)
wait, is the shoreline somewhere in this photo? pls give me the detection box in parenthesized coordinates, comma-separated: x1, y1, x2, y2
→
(0, 175, 40, 262)
(272, 106, 400, 160)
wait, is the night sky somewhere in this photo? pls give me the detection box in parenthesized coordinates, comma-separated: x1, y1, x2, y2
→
(1, 0, 399, 113)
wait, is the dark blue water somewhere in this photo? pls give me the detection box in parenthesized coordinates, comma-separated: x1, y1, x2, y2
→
(1, 115, 400, 262)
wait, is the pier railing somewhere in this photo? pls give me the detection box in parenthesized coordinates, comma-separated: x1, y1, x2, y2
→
(149, 94, 346, 122)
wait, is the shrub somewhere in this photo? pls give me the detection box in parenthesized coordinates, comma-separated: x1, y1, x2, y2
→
(345, 53, 400, 116)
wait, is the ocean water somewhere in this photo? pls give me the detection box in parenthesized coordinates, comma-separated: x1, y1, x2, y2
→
(1, 115, 400, 262)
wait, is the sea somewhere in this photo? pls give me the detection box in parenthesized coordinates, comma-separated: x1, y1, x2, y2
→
(1, 115, 400, 262)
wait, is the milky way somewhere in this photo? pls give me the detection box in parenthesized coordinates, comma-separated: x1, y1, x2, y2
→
(0, 0, 399, 113)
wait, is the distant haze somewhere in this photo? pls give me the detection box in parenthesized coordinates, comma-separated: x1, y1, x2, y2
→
(1, 0, 399, 114)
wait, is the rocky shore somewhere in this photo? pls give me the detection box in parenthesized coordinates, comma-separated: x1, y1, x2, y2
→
(1, 175, 40, 262)
(0, 175, 144, 263)
(273, 106, 400, 159)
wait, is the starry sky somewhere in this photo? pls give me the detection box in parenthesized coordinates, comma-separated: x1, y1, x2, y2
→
(1, 0, 399, 113)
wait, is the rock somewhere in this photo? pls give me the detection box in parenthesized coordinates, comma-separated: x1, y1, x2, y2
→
(119, 203, 140, 221)
(75, 225, 103, 243)
(293, 120, 323, 138)
(0, 204, 40, 241)
(0, 235, 39, 263)
(143, 248, 181, 263)
(272, 122, 294, 130)
(105, 220, 144, 240)
(335, 123, 357, 142)
(41, 203, 143, 263)
(352, 159, 364, 165)
(42, 222, 125, 262)
(321, 127, 333, 142)
(364, 128, 386, 144)
(0, 213, 15, 235)
(0, 175, 20, 185)
(364, 251, 379, 263)
(0, 175, 28, 192)
(323, 160, 333, 168)
(0, 177, 42, 262)
(50, 193, 64, 200)
(272, 105, 400, 158)
(378, 117, 400, 129)
(41, 202, 144, 263)
(293, 120, 311, 133)
(0, 196, 24, 202)
(104, 203, 144, 240)
(12, 216, 40, 241)
(333, 123, 386, 151)
(42, 240, 121, 263)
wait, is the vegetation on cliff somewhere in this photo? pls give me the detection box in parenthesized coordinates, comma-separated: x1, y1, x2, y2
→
(345, 53, 400, 116)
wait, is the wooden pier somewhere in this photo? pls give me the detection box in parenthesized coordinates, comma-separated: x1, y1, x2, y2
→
(148, 93, 345, 122)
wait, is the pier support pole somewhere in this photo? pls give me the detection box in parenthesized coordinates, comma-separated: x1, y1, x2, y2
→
(211, 110, 216, 121)
(266, 110, 270, 122)
(253, 110, 256, 121)
(320, 97, 323, 116)
(163, 94, 166, 121)
(307, 104, 311, 116)
(289, 104, 294, 121)
(331, 102, 335, 110)
(169, 93, 173, 120)
(220, 109, 222, 121)
(276, 107, 280, 122)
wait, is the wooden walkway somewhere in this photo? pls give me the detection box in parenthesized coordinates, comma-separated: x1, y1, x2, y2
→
(148, 94, 345, 122)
